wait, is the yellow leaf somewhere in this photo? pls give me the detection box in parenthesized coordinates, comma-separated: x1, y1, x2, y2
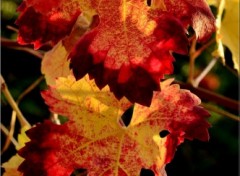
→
(23, 76, 209, 175)
(221, 0, 239, 72)
(207, 0, 239, 72)
(41, 41, 72, 85)
(17, 125, 31, 150)
(2, 126, 30, 176)
(2, 155, 24, 176)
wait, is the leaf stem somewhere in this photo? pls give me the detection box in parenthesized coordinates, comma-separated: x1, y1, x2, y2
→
(187, 37, 197, 84)
(1, 37, 44, 59)
(1, 111, 17, 154)
(1, 123, 19, 149)
(1, 76, 42, 153)
(1, 75, 30, 127)
(193, 38, 216, 60)
(6, 25, 19, 32)
(193, 57, 218, 87)
(17, 76, 44, 104)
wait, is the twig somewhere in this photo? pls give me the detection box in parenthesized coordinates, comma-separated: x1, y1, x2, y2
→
(193, 57, 218, 87)
(1, 74, 30, 127)
(202, 103, 240, 121)
(1, 37, 44, 59)
(188, 36, 215, 84)
(187, 37, 197, 84)
(1, 76, 42, 153)
(193, 38, 215, 60)
(17, 76, 45, 103)
(1, 111, 17, 154)
(6, 25, 18, 32)
(1, 123, 19, 149)
(13, 47, 44, 59)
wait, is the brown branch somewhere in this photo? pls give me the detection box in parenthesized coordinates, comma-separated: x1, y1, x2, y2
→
(1, 75, 30, 127)
(1, 123, 19, 149)
(187, 37, 197, 84)
(17, 76, 45, 103)
(1, 111, 17, 154)
(193, 38, 215, 60)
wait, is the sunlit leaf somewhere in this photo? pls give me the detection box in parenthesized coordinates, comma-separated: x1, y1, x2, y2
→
(2, 126, 30, 176)
(17, 0, 215, 105)
(18, 76, 210, 176)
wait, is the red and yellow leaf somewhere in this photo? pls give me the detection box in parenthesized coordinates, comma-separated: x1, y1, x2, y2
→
(18, 76, 210, 176)
(17, 0, 215, 105)
(16, 0, 94, 49)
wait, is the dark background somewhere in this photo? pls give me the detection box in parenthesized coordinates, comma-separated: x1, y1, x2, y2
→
(1, 1, 239, 176)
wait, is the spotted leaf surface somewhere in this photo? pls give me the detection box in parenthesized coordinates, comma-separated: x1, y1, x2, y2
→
(18, 77, 210, 176)
(16, 0, 94, 49)
(16, 0, 215, 105)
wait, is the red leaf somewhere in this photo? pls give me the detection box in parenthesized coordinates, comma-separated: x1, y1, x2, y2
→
(70, 13, 188, 106)
(161, 0, 216, 42)
(16, 0, 85, 49)
(16, 0, 215, 105)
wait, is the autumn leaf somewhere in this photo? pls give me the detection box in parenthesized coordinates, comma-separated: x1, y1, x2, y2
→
(18, 76, 210, 176)
(17, 0, 215, 105)
(2, 155, 24, 176)
(15, 0, 95, 49)
(221, 0, 240, 72)
(41, 41, 72, 85)
(208, 0, 239, 72)
(69, 0, 215, 106)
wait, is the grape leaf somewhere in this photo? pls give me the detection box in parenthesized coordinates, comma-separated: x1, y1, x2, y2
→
(158, 0, 216, 42)
(208, 0, 239, 72)
(69, 0, 215, 106)
(41, 13, 95, 86)
(70, 13, 188, 106)
(221, 0, 239, 72)
(15, 0, 94, 49)
(17, 0, 215, 105)
(41, 41, 72, 85)
(18, 76, 210, 176)
(2, 155, 24, 176)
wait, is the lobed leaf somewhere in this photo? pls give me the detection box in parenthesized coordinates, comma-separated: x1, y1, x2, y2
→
(18, 76, 210, 176)
(16, 0, 94, 49)
(17, 0, 215, 105)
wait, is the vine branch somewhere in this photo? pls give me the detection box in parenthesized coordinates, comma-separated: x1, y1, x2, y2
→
(1, 123, 19, 148)
(1, 111, 17, 154)
(1, 74, 30, 127)
(1, 76, 43, 153)
(1, 37, 44, 59)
